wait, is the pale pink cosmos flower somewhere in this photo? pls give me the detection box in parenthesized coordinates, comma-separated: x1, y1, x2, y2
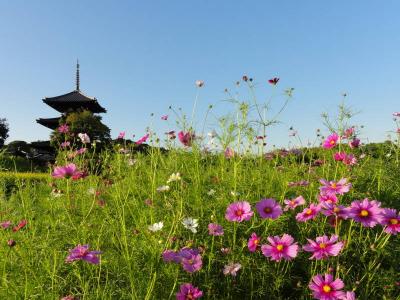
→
(348, 198, 383, 228)
(380, 208, 400, 235)
(261, 234, 299, 261)
(208, 223, 224, 236)
(247, 232, 261, 252)
(52, 163, 81, 179)
(224, 147, 234, 159)
(343, 127, 355, 139)
(323, 133, 339, 149)
(60, 141, 70, 148)
(118, 132, 125, 139)
(309, 273, 345, 300)
(283, 196, 306, 211)
(319, 178, 351, 196)
(178, 131, 195, 147)
(65, 244, 101, 264)
(225, 201, 253, 222)
(343, 154, 357, 166)
(176, 283, 203, 300)
(341, 291, 356, 300)
(303, 235, 344, 260)
(78, 133, 90, 144)
(296, 203, 321, 222)
(255, 198, 283, 219)
(0, 220, 11, 229)
(223, 262, 241, 276)
(58, 124, 69, 134)
(135, 133, 150, 145)
(161, 115, 168, 120)
(318, 193, 338, 204)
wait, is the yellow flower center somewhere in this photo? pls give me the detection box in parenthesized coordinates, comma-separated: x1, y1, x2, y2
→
(322, 285, 331, 293)
(331, 183, 337, 188)
(319, 243, 327, 249)
(333, 207, 340, 213)
(306, 209, 313, 215)
(290, 200, 295, 205)
(254, 239, 259, 245)
(276, 244, 284, 251)
(390, 218, 398, 225)
(236, 209, 243, 216)
(330, 140, 335, 145)
(360, 210, 369, 217)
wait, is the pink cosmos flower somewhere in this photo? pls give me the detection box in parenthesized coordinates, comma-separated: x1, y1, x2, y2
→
(309, 273, 345, 300)
(12, 219, 27, 232)
(178, 131, 195, 147)
(224, 147, 234, 159)
(52, 163, 84, 180)
(118, 131, 125, 139)
(343, 127, 355, 139)
(333, 152, 346, 161)
(393, 112, 400, 117)
(162, 250, 181, 263)
(176, 283, 203, 300)
(284, 196, 306, 211)
(255, 198, 282, 219)
(268, 77, 279, 85)
(303, 235, 344, 260)
(318, 193, 338, 204)
(248, 232, 261, 252)
(323, 133, 339, 149)
(348, 138, 360, 149)
(60, 141, 70, 148)
(381, 208, 400, 235)
(343, 154, 357, 166)
(76, 148, 87, 155)
(296, 203, 321, 222)
(319, 178, 351, 196)
(261, 234, 299, 261)
(208, 223, 224, 236)
(135, 133, 150, 145)
(223, 262, 241, 276)
(179, 248, 203, 273)
(348, 198, 383, 228)
(225, 201, 253, 222)
(320, 202, 349, 220)
(78, 133, 90, 144)
(58, 124, 69, 134)
(341, 291, 356, 300)
(161, 115, 169, 120)
(1, 220, 11, 229)
(65, 244, 101, 264)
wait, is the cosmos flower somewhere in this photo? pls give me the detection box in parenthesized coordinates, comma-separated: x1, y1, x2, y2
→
(12, 219, 27, 232)
(343, 154, 357, 166)
(65, 244, 101, 264)
(320, 202, 349, 220)
(224, 147, 234, 159)
(52, 163, 81, 179)
(207, 189, 216, 196)
(135, 133, 150, 145)
(268, 77, 279, 85)
(261, 234, 299, 261)
(380, 208, 400, 235)
(176, 283, 203, 300)
(223, 262, 242, 276)
(7, 239, 16, 247)
(118, 131, 125, 139)
(303, 235, 344, 260)
(148, 222, 164, 232)
(319, 178, 351, 196)
(323, 133, 339, 149)
(255, 198, 283, 219)
(318, 193, 338, 205)
(58, 124, 69, 134)
(248, 232, 261, 252)
(78, 133, 90, 144)
(182, 217, 199, 233)
(296, 203, 321, 222)
(225, 201, 253, 222)
(208, 223, 224, 236)
(161, 115, 169, 120)
(156, 185, 170, 192)
(340, 291, 356, 300)
(333, 152, 346, 161)
(60, 141, 70, 148)
(179, 248, 203, 273)
(195, 80, 204, 87)
(167, 173, 182, 183)
(309, 273, 345, 300)
(348, 198, 383, 227)
(348, 138, 360, 149)
(178, 131, 195, 147)
(283, 196, 306, 211)
(162, 250, 180, 263)
(1, 220, 11, 229)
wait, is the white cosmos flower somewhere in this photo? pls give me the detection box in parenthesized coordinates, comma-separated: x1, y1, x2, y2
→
(167, 172, 182, 183)
(207, 189, 216, 196)
(78, 133, 90, 144)
(182, 217, 199, 233)
(148, 222, 164, 232)
(156, 185, 170, 192)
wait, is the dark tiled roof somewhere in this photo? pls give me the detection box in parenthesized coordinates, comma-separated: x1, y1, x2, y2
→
(36, 117, 61, 130)
(43, 90, 106, 113)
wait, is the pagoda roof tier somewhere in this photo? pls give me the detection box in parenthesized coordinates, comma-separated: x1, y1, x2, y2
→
(43, 90, 106, 113)
(36, 117, 61, 130)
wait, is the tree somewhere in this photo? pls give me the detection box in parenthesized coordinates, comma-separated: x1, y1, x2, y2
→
(0, 118, 9, 148)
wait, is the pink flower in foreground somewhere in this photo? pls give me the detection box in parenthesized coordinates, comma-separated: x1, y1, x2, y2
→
(348, 138, 360, 149)
(135, 133, 150, 145)
(65, 244, 101, 264)
(52, 163, 80, 179)
(225, 201, 253, 222)
(58, 124, 69, 134)
(178, 248, 203, 273)
(348, 198, 383, 228)
(261, 234, 299, 261)
(381, 208, 400, 235)
(320, 202, 349, 220)
(296, 203, 321, 222)
(178, 131, 195, 147)
(333, 152, 346, 161)
(208, 223, 224, 236)
(248, 232, 261, 252)
(319, 178, 351, 196)
(118, 131, 125, 139)
(176, 283, 203, 300)
(223, 262, 241, 276)
(318, 193, 338, 204)
(309, 273, 345, 300)
(323, 133, 339, 149)
(255, 198, 282, 219)
(303, 235, 344, 260)
(284, 196, 306, 211)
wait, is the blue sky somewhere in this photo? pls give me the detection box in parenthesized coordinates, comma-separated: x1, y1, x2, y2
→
(1, 1, 399, 147)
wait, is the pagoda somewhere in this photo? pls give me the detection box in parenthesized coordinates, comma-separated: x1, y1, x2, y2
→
(36, 61, 106, 130)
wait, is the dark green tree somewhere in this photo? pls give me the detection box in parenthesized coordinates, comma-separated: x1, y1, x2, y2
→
(0, 118, 9, 148)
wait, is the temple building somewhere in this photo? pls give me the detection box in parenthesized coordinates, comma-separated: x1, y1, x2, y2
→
(36, 61, 106, 130)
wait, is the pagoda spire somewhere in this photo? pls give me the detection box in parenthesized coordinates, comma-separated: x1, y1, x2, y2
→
(76, 59, 80, 91)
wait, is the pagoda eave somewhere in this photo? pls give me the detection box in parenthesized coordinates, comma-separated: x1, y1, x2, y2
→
(36, 117, 61, 130)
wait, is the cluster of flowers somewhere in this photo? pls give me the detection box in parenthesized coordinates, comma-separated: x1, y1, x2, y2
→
(323, 128, 360, 150)
(1, 219, 28, 247)
(162, 247, 203, 273)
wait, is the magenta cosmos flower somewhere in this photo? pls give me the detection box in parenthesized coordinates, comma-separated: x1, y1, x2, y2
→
(296, 203, 321, 222)
(323, 133, 339, 149)
(309, 273, 345, 300)
(381, 208, 400, 235)
(320, 202, 349, 220)
(284, 196, 306, 211)
(225, 201, 253, 222)
(52, 163, 82, 179)
(319, 178, 351, 196)
(178, 248, 203, 273)
(176, 283, 203, 300)
(255, 198, 282, 219)
(348, 198, 383, 227)
(303, 235, 344, 260)
(261, 234, 299, 261)
(208, 223, 224, 236)
(178, 131, 195, 147)
(348, 138, 360, 149)
(65, 244, 101, 264)
(248, 232, 261, 252)
(135, 133, 150, 145)
(318, 193, 338, 204)
(58, 124, 69, 134)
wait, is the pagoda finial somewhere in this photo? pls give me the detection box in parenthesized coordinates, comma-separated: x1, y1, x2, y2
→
(76, 59, 80, 91)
